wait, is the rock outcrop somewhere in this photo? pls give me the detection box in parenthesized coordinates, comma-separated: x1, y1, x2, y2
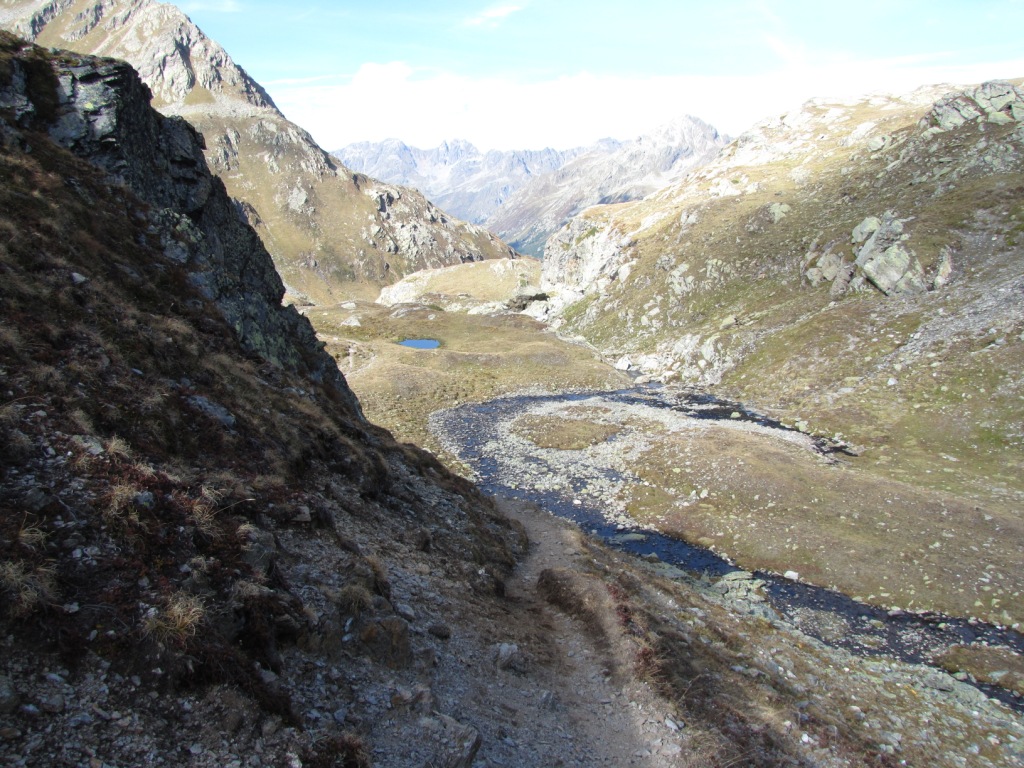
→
(1, 0, 517, 302)
(804, 212, 930, 296)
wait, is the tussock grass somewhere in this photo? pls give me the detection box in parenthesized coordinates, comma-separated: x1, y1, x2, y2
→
(144, 591, 206, 645)
(0, 561, 58, 616)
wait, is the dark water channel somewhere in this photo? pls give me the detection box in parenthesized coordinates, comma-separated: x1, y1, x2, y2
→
(432, 386, 1024, 712)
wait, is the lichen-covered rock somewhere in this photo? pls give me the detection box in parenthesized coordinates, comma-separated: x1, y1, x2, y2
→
(919, 80, 1024, 136)
(854, 213, 927, 295)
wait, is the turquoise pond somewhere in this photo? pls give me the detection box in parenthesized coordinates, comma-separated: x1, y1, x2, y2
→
(398, 339, 440, 350)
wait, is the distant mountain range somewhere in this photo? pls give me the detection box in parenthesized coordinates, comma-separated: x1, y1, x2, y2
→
(335, 116, 728, 257)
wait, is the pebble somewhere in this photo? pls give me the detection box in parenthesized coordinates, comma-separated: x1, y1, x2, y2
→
(40, 694, 65, 714)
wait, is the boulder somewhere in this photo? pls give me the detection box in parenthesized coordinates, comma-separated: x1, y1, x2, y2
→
(851, 216, 881, 244)
(854, 213, 927, 295)
(429, 714, 482, 768)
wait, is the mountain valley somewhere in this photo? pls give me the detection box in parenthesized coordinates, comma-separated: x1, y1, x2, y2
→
(1, 3, 1024, 766)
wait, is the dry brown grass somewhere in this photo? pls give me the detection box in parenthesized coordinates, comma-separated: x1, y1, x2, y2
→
(0, 561, 58, 616)
(16, 518, 48, 551)
(104, 435, 132, 459)
(190, 502, 220, 539)
(143, 591, 205, 645)
(336, 585, 373, 618)
(103, 483, 142, 531)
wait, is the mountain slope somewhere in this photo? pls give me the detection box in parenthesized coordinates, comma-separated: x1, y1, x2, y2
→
(1, 0, 517, 303)
(0, 30, 530, 765)
(3, 36, 1023, 766)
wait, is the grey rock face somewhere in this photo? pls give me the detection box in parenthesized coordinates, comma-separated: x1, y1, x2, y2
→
(1, 35, 362, 415)
(920, 80, 1024, 135)
(805, 213, 933, 296)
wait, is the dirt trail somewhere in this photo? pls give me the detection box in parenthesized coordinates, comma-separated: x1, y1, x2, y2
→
(486, 497, 690, 767)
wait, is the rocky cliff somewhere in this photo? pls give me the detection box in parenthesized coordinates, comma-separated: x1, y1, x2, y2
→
(1, 0, 517, 303)
(3, 37, 354, 404)
(535, 79, 1024, 516)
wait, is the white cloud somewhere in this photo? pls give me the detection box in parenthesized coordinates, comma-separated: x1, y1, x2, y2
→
(463, 4, 524, 29)
(268, 56, 1024, 153)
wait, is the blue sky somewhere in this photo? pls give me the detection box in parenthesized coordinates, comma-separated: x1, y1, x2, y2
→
(179, 0, 1024, 150)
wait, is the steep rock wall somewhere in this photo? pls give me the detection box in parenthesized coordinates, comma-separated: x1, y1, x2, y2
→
(0, 31, 361, 414)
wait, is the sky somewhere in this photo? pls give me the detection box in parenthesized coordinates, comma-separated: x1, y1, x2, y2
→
(177, 0, 1024, 151)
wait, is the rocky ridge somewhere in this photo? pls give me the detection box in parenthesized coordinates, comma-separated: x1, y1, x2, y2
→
(1, 0, 517, 303)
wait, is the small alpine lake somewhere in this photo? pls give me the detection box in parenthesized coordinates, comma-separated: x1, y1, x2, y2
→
(398, 338, 441, 349)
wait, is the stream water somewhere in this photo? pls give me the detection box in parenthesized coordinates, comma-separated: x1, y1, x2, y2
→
(431, 386, 1024, 712)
